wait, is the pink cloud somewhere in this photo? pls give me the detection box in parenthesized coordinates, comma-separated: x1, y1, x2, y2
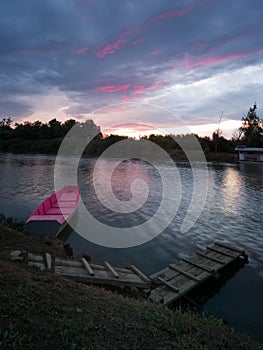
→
(184, 51, 256, 69)
(149, 50, 159, 55)
(133, 84, 145, 95)
(145, 80, 168, 91)
(96, 31, 131, 58)
(151, 7, 191, 23)
(76, 47, 89, 54)
(96, 84, 131, 93)
(97, 79, 168, 101)
(122, 80, 168, 101)
(122, 95, 130, 102)
(142, 7, 191, 31)
(132, 37, 144, 45)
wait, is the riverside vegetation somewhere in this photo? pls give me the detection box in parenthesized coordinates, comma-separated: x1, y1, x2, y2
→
(1, 224, 263, 349)
(0, 117, 253, 158)
(0, 103, 262, 156)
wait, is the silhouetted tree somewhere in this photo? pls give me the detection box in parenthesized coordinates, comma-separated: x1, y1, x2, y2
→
(0, 117, 12, 127)
(239, 103, 263, 147)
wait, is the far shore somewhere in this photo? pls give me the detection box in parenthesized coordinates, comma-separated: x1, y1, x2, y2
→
(0, 150, 237, 164)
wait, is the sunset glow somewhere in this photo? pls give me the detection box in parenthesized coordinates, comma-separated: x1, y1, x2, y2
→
(0, 1, 262, 140)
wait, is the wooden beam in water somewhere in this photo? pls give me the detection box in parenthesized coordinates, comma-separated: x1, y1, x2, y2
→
(215, 241, 245, 254)
(130, 265, 151, 283)
(182, 258, 214, 273)
(169, 264, 201, 282)
(207, 246, 236, 258)
(82, 258, 94, 276)
(157, 277, 179, 293)
(196, 252, 225, 264)
(104, 261, 119, 278)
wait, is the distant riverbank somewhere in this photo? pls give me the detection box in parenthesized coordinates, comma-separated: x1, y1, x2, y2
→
(0, 149, 236, 164)
(168, 149, 236, 163)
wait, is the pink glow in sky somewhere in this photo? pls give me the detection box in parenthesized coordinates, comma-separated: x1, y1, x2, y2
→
(141, 6, 191, 31)
(76, 47, 89, 54)
(1, 0, 263, 141)
(96, 84, 131, 93)
(96, 31, 131, 58)
(149, 50, 160, 55)
(184, 52, 256, 69)
(132, 37, 144, 45)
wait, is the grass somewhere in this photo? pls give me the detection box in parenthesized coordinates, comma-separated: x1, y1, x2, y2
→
(0, 224, 262, 350)
(0, 213, 25, 232)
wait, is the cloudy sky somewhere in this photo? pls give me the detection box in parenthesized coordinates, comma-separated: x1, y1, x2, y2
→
(1, 0, 263, 138)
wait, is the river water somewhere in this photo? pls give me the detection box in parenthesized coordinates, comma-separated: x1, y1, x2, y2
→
(0, 153, 263, 342)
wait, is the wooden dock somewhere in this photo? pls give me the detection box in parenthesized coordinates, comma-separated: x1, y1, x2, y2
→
(10, 241, 247, 305)
(54, 258, 151, 288)
(149, 241, 247, 306)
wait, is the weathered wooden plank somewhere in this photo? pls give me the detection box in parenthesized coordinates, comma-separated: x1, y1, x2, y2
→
(151, 267, 180, 281)
(208, 246, 236, 258)
(196, 252, 225, 264)
(45, 253, 52, 270)
(15, 241, 246, 305)
(215, 241, 244, 254)
(150, 276, 198, 305)
(169, 264, 201, 281)
(182, 258, 214, 273)
(54, 258, 132, 273)
(90, 263, 131, 273)
(82, 258, 94, 276)
(162, 279, 196, 305)
(149, 243, 247, 306)
(54, 266, 148, 288)
(130, 265, 151, 283)
(55, 258, 82, 267)
(104, 261, 119, 278)
(157, 277, 179, 293)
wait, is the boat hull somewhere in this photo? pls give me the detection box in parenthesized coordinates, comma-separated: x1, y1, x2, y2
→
(25, 220, 64, 236)
(25, 186, 80, 236)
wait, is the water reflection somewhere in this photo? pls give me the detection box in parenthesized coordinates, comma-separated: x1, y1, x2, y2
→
(219, 167, 243, 218)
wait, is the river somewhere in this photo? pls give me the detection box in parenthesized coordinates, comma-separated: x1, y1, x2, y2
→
(0, 153, 263, 342)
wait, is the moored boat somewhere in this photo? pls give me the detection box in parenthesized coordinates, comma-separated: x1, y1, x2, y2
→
(25, 186, 80, 236)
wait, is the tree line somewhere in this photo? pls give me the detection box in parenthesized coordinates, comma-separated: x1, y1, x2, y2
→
(0, 104, 262, 155)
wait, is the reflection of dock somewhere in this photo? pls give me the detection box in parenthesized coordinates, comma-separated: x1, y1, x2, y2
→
(10, 241, 247, 305)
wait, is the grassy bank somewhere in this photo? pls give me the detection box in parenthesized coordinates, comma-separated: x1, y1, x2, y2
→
(0, 224, 262, 350)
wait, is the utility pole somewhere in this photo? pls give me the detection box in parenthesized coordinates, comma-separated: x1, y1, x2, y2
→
(215, 111, 223, 152)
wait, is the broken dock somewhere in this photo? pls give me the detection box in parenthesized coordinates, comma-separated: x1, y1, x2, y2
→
(10, 241, 247, 306)
(149, 241, 247, 305)
(54, 258, 151, 288)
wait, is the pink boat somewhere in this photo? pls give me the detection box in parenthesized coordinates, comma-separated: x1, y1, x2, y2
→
(25, 186, 80, 236)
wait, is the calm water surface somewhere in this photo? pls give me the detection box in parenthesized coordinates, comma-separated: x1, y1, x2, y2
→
(0, 153, 263, 342)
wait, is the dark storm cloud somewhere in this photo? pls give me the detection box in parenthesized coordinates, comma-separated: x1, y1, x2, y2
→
(0, 0, 263, 126)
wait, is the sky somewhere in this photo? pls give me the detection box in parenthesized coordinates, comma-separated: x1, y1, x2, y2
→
(1, 0, 263, 139)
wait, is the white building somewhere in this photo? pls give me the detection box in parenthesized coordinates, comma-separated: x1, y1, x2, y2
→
(235, 145, 263, 162)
